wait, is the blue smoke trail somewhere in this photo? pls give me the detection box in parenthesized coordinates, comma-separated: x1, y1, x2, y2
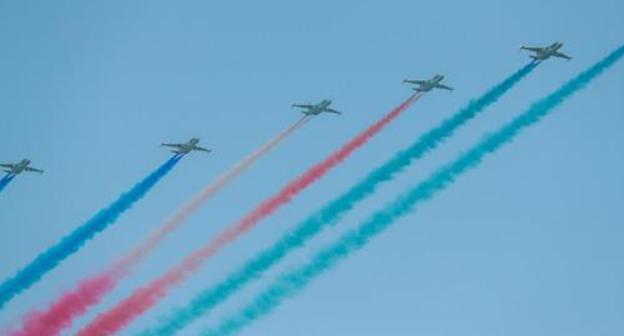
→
(0, 155, 182, 310)
(203, 45, 624, 336)
(143, 63, 537, 335)
(0, 174, 15, 193)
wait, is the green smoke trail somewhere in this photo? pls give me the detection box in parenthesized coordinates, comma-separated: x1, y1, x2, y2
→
(144, 62, 538, 335)
(204, 45, 624, 336)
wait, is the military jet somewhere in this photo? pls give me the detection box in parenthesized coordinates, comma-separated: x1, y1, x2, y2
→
(403, 75, 454, 93)
(521, 42, 572, 61)
(0, 159, 44, 176)
(161, 137, 211, 155)
(292, 99, 342, 116)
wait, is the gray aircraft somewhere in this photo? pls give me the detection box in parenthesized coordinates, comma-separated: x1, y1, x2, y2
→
(0, 159, 44, 176)
(292, 99, 342, 116)
(403, 75, 454, 92)
(161, 137, 211, 155)
(521, 42, 572, 61)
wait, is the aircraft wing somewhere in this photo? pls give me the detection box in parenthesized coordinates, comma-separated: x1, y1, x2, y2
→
(403, 80, 427, 85)
(521, 46, 543, 52)
(0, 163, 14, 168)
(161, 143, 183, 148)
(323, 108, 342, 115)
(292, 104, 314, 109)
(192, 145, 212, 153)
(434, 83, 454, 91)
(25, 167, 44, 174)
(554, 51, 572, 60)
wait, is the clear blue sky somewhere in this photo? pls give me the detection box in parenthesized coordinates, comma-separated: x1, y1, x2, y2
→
(1, 1, 623, 335)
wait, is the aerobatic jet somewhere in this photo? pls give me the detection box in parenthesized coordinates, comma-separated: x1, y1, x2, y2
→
(161, 137, 211, 155)
(292, 99, 342, 116)
(403, 75, 454, 93)
(521, 42, 572, 61)
(1, 159, 44, 176)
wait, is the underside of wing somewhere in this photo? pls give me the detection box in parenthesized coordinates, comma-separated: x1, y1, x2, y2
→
(404, 80, 427, 85)
(162, 143, 183, 148)
(25, 167, 44, 174)
(193, 145, 211, 153)
(435, 83, 454, 91)
(522, 46, 543, 52)
(554, 51, 572, 60)
(292, 104, 314, 109)
(323, 108, 341, 115)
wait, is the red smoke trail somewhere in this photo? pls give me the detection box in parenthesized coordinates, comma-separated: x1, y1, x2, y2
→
(11, 117, 309, 336)
(78, 94, 422, 335)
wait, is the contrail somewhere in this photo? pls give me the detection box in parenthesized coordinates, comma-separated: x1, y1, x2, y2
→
(141, 62, 537, 335)
(203, 45, 624, 336)
(0, 174, 14, 193)
(10, 117, 309, 336)
(0, 155, 181, 310)
(77, 94, 421, 336)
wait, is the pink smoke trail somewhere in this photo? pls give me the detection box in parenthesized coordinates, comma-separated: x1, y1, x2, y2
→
(11, 116, 309, 336)
(77, 93, 421, 335)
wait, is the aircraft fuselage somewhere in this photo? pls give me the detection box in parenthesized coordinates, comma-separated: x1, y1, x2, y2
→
(176, 138, 200, 154)
(3, 159, 30, 175)
(534, 43, 563, 60)
(419, 75, 445, 92)
(304, 100, 332, 115)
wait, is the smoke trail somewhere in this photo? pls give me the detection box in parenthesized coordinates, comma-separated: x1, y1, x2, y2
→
(203, 45, 624, 336)
(141, 62, 537, 335)
(0, 155, 181, 310)
(78, 94, 421, 335)
(0, 174, 14, 193)
(11, 117, 309, 336)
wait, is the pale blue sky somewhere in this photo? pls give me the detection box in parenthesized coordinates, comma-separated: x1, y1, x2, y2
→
(1, 1, 623, 335)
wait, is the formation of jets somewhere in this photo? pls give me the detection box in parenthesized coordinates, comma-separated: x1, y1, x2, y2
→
(2, 42, 572, 184)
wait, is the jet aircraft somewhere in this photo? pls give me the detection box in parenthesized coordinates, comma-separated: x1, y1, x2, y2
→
(161, 138, 211, 155)
(0, 159, 44, 176)
(292, 99, 342, 116)
(521, 42, 572, 61)
(403, 75, 454, 92)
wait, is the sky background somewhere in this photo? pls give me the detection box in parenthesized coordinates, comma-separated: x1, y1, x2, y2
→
(0, 0, 623, 335)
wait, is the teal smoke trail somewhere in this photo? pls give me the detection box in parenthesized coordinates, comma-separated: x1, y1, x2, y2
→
(203, 45, 624, 336)
(0, 174, 14, 193)
(0, 155, 182, 310)
(144, 62, 537, 335)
